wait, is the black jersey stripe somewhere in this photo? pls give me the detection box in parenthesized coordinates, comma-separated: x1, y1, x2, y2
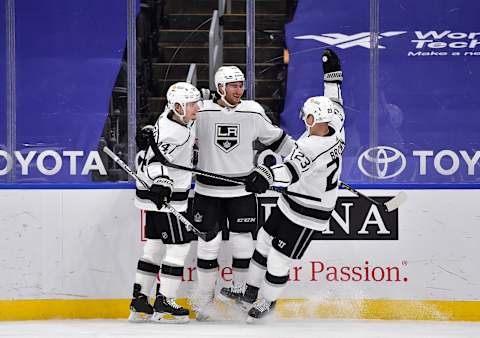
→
(282, 194, 332, 221)
(284, 161, 300, 184)
(263, 131, 287, 152)
(237, 110, 273, 124)
(311, 138, 344, 162)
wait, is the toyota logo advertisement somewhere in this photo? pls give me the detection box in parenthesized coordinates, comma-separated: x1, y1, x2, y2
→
(357, 146, 480, 181)
(358, 147, 407, 179)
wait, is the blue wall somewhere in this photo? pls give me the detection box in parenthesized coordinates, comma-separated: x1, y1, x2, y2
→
(1, 0, 130, 183)
(282, 0, 480, 184)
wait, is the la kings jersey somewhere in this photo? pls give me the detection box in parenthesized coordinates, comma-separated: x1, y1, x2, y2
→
(195, 99, 295, 197)
(271, 103, 345, 231)
(135, 112, 195, 212)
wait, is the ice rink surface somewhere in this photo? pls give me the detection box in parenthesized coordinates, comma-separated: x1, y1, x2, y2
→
(1, 319, 480, 338)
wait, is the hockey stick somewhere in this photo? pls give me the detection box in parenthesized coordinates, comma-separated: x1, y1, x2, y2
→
(143, 130, 325, 203)
(102, 146, 208, 240)
(339, 181, 407, 212)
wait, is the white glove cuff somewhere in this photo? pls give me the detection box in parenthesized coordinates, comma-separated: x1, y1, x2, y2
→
(153, 176, 173, 190)
(324, 70, 343, 83)
(254, 165, 274, 186)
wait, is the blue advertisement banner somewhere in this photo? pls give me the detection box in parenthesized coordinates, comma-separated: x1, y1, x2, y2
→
(0, 1, 478, 186)
(0, 0, 130, 183)
(0, 1, 6, 161)
(282, 0, 480, 184)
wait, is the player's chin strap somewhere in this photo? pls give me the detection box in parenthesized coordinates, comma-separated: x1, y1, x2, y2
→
(144, 129, 406, 212)
(173, 105, 188, 124)
(102, 146, 208, 241)
(218, 87, 239, 108)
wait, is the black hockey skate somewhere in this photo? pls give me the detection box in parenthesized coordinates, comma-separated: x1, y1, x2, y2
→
(128, 283, 154, 322)
(322, 48, 342, 84)
(246, 298, 276, 323)
(218, 283, 258, 311)
(151, 294, 190, 324)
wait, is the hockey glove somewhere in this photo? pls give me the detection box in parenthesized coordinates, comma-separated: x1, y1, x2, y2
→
(322, 49, 343, 84)
(199, 88, 211, 100)
(135, 125, 155, 151)
(149, 176, 174, 209)
(245, 165, 274, 194)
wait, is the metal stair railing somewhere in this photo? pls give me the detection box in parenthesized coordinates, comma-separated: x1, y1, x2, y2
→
(208, 2, 224, 91)
(186, 63, 198, 87)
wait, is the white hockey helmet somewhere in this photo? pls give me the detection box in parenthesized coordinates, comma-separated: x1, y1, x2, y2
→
(301, 96, 335, 128)
(214, 66, 245, 107)
(166, 82, 201, 121)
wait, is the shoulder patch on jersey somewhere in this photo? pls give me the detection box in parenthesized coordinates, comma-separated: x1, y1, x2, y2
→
(214, 123, 240, 153)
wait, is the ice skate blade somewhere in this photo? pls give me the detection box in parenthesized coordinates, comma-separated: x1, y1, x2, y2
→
(128, 311, 152, 322)
(151, 312, 189, 324)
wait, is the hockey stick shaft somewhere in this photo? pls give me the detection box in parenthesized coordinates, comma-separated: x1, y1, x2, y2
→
(145, 133, 324, 203)
(339, 181, 406, 212)
(339, 181, 383, 206)
(103, 147, 207, 240)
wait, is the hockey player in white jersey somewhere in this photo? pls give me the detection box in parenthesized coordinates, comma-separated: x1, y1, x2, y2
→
(219, 49, 345, 322)
(129, 82, 201, 323)
(190, 66, 295, 320)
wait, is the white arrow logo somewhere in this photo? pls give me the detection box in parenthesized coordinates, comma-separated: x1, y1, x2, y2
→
(295, 31, 407, 49)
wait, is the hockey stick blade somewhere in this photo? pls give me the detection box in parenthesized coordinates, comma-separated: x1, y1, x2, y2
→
(383, 191, 407, 212)
(102, 146, 208, 241)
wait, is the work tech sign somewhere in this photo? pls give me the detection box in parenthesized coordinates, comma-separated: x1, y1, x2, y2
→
(294, 30, 480, 56)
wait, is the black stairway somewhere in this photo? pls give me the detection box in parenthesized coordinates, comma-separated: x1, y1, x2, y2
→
(148, 0, 288, 124)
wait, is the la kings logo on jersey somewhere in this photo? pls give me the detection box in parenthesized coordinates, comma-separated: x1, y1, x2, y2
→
(215, 124, 240, 153)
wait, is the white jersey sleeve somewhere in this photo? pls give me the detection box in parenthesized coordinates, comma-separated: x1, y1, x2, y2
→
(135, 113, 195, 212)
(324, 81, 345, 139)
(251, 102, 295, 157)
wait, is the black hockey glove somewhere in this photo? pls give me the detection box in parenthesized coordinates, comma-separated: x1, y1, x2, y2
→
(244, 165, 274, 194)
(135, 125, 155, 151)
(149, 176, 173, 209)
(322, 48, 343, 84)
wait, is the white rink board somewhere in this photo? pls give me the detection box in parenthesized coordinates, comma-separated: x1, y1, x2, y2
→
(0, 189, 479, 302)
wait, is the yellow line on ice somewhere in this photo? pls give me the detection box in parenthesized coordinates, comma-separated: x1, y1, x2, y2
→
(0, 298, 479, 321)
